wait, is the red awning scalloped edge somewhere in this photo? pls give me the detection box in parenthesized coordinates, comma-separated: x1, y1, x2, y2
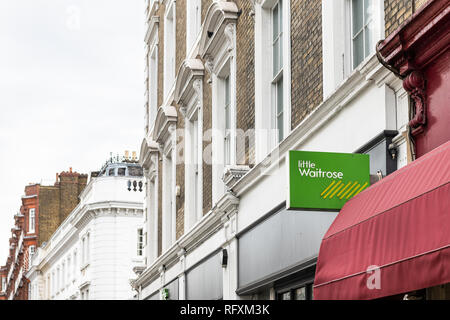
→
(314, 140, 450, 300)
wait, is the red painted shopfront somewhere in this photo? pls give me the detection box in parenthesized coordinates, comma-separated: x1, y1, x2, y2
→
(378, 0, 449, 157)
(314, 0, 450, 300)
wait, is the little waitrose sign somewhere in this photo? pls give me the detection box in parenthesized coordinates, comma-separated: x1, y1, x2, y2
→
(287, 150, 370, 210)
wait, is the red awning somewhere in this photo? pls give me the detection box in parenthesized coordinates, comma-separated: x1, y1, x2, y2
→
(314, 140, 450, 300)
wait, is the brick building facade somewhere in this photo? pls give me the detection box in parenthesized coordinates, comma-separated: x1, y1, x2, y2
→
(0, 169, 87, 300)
(135, 0, 437, 300)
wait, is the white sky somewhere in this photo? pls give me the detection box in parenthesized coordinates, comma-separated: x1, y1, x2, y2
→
(0, 0, 146, 264)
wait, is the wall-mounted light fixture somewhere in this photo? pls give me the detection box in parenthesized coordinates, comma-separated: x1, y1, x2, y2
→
(222, 249, 228, 268)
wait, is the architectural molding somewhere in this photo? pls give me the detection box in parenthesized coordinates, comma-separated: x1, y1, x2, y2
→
(199, 1, 239, 59)
(153, 105, 178, 144)
(145, 15, 160, 46)
(377, 0, 450, 137)
(174, 59, 205, 113)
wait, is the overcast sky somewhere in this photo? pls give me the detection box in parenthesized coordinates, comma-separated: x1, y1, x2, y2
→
(0, 0, 146, 264)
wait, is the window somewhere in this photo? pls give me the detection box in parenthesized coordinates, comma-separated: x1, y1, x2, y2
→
(272, 0, 284, 143)
(351, 0, 375, 68)
(118, 167, 126, 176)
(73, 251, 77, 280)
(254, 0, 291, 161)
(148, 43, 158, 131)
(47, 275, 50, 299)
(277, 283, 314, 300)
(81, 287, 90, 300)
(164, 0, 176, 98)
(51, 271, 55, 296)
(137, 228, 144, 256)
(186, 110, 202, 230)
(29, 245, 36, 259)
(81, 233, 90, 267)
(67, 256, 71, 284)
(162, 150, 175, 251)
(186, 0, 201, 54)
(61, 262, 65, 289)
(108, 168, 115, 176)
(29, 208, 35, 233)
(56, 267, 60, 293)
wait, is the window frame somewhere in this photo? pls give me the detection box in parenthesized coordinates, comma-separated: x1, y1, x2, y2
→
(351, 0, 376, 69)
(254, 0, 291, 162)
(29, 208, 36, 233)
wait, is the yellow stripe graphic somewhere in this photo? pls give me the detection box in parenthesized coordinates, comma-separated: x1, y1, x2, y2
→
(346, 184, 361, 199)
(337, 181, 352, 197)
(320, 181, 335, 197)
(353, 182, 368, 197)
(329, 183, 345, 199)
(324, 181, 341, 199)
(340, 181, 358, 199)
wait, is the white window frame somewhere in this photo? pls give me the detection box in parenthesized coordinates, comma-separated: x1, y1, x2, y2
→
(185, 94, 203, 230)
(211, 56, 236, 204)
(29, 245, 36, 259)
(162, 136, 176, 251)
(137, 228, 144, 256)
(73, 250, 77, 281)
(148, 38, 159, 133)
(29, 208, 35, 233)
(350, 0, 377, 69)
(255, 0, 291, 162)
(80, 231, 91, 269)
(186, 0, 202, 55)
(163, 0, 176, 99)
(321, 0, 384, 97)
(147, 161, 159, 263)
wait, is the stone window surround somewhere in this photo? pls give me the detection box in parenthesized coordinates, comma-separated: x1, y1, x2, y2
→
(186, 0, 202, 57)
(322, 0, 385, 98)
(199, 0, 239, 206)
(152, 105, 177, 253)
(254, 0, 292, 163)
(174, 59, 205, 233)
(145, 15, 159, 135)
(163, 0, 177, 100)
(140, 138, 160, 265)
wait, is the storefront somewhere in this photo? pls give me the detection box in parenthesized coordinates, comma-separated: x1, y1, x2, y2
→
(237, 204, 337, 300)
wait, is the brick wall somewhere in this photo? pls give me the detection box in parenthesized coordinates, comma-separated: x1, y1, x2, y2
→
(234, 0, 255, 166)
(202, 77, 212, 216)
(38, 171, 87, 246)
(158, 159, 162, 257)
(290, 0, 323, 130)
(384, 0, 429, 36)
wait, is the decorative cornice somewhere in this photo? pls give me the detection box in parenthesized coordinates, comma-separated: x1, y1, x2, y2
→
(174, 59, 204, 107)
(145, 15, 160, 45)
(140, 137, 160, 170)
(199, 1, 239, 59)
(152, 106, 177, 144)
(222, 165, 251, 190)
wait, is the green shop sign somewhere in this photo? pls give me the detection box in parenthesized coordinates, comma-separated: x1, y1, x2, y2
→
(287, 150, 370, 210)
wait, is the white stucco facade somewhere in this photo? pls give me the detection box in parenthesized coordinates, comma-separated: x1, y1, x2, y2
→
(26, 161, 145, 300)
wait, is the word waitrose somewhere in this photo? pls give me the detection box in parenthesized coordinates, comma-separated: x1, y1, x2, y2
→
(298, 160, 343, 179)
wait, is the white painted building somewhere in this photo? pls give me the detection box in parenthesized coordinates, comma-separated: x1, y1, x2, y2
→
(26, 159, 145, 300)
